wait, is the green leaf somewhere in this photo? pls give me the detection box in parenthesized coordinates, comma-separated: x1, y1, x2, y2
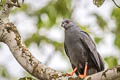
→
(111, 8, 120, 31)
(114, 34, 120, 49)
(93, 0, 105, 7)
(0, 65, 11, 78)
(36, 17, 43, 29)
(78, 25, 91, 34)
(104, 56, 118, 68)
(94, 37, 103, 44)
(112, 8, 120, 49)
(0, 0, 6, 10)
(24, 33, 41, 47)
(93, 13, 107, 30)
(0, 0, 6, 4)
(55, 0, 72, 18)
(11, 4, 29, 14)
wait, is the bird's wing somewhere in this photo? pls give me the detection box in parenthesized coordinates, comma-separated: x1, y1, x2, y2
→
(97, 52, 105, 70)
(79, 31, 104, 71)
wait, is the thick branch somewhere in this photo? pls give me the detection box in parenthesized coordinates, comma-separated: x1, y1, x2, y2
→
(0, 0, 120, 80)
(84, 66, 120, 80)
(0, 23, 65, 80)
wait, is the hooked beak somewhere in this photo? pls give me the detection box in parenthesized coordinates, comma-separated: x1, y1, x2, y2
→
(61, 22, 65, 27)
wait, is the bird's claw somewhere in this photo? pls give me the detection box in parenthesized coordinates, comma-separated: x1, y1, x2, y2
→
(79, 74, 86, 78)
(65, 73, 72, 76)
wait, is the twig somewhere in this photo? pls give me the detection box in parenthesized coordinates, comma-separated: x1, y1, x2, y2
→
(112, 0, 120, 8)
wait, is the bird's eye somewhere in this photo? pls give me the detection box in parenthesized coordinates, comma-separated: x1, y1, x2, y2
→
(65, 20, 70, 24)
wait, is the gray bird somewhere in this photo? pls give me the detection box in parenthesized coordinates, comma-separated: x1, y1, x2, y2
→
(61, 19, 104, 78)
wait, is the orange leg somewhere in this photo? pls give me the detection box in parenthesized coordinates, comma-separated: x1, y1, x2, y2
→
(66, 67, 77, 76)
(79, 62, 88, 78)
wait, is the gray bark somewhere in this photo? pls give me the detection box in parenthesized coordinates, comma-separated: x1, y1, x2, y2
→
(0, 0, 120, 80)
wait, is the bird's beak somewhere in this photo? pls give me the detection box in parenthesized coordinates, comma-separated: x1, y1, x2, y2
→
(61, 22, 65, 27)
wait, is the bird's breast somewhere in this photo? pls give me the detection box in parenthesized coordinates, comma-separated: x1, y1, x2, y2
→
(65, 31, 88, 66)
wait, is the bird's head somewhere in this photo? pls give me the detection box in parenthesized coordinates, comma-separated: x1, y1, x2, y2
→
(61, 19, 74, 30)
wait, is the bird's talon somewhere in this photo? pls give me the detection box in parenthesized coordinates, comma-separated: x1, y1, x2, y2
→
(65, 67, 77, 76)
(65, 73, 71, 76)
(79, 74, 86, 78)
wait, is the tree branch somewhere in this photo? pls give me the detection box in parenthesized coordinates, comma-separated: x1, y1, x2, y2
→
(112, 0, 120, 8)
(0, 0, 120, 80)
(84, 66, 120, 80)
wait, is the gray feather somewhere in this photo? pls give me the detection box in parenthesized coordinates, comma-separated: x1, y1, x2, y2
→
(79, 31, 104, 71)
(62, 19, 105, 75)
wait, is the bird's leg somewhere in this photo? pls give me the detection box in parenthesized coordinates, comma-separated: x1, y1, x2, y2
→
(79, 62, 88, 78)
(65, 67, 77, 76)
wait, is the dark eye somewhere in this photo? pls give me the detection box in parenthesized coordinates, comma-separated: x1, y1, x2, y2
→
(65, 20, 70, 24)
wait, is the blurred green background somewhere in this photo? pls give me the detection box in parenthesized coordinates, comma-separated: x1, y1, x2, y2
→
(0, 0, 120, 80)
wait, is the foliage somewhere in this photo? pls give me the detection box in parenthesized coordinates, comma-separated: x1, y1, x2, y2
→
(24, 33, 64, 54)
(111, 8, 120, 49)
(93, 13, 107, 31)
(0, 65, 9, 78)
(21, 0, 73, 57)
(0, 0, 6, 10)
(11, 0, 72, 56)
(94, 37, 103, 44)
(1, 0, 120, 79)
(93, 0, 105, 7)
(104, 56, 118, 68)
(27, 0, 72, 29)
(0, 64, 15, 80)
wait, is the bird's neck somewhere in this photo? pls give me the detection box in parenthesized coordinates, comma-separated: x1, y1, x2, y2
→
(65, 25, 74, 30)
